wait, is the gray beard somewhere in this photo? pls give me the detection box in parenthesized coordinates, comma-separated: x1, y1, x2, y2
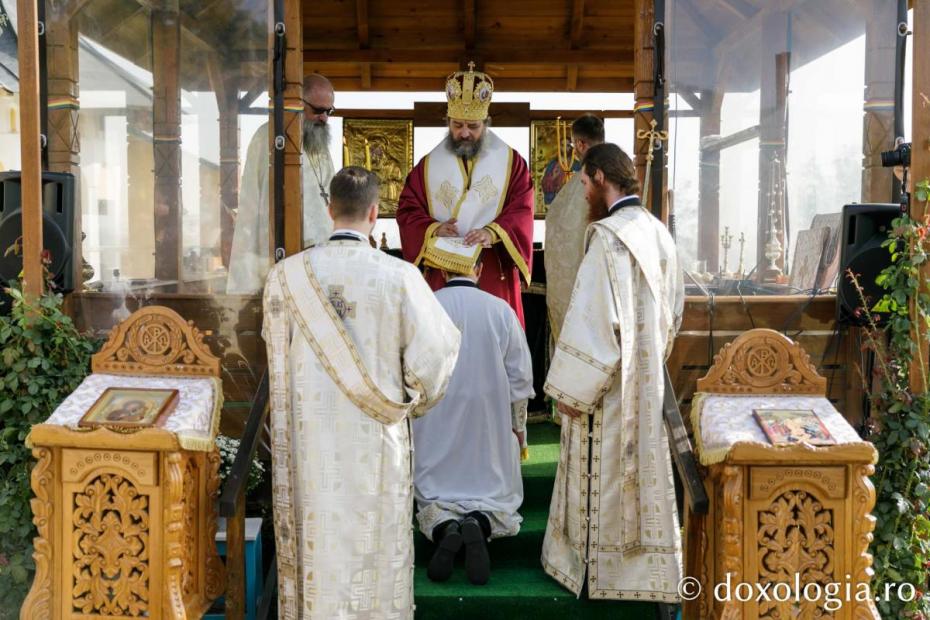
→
(445, 132, 484, 160)
(303, 121, 330, 156)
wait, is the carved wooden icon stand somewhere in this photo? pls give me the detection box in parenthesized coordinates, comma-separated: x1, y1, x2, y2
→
(684, 329, 879, 620)
(22, 306, 225, 620)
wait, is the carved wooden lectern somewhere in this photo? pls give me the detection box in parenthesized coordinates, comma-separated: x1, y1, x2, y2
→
(684, 329, 879, 620)
(21, 306, 225, 619)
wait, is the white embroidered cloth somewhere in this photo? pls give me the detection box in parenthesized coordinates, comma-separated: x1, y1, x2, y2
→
(691, 393, 865, 465)
(42, 373, 222, 451)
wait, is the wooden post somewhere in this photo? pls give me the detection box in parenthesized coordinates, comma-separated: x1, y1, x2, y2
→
(208, 59, 240, 268)
(698, 90, 722, 272)
(755, 12, 789, 277)
(910, 2, 930, 393)
(633, 0, 655, 200)
(152, 5, 182, 282)
(225, 491, 247, 620)
(861, 0, 897, 204)
(282, 0, 304, 257)
(45, 4, 82, 290)
(18, 0, 43, 300)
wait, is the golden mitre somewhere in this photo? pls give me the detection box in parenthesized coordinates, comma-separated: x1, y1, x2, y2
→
(446, 62, 494, 121)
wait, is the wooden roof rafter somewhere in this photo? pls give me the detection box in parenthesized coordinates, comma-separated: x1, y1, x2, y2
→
(566, 0, 585, 90)
(301, 0, 635, 93)
(464, 0, 476, 49)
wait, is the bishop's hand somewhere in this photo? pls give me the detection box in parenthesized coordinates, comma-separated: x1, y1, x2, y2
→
(464, 228, 492, 247)
(435, 218, 459, 237)
(557, 401, 584, 419)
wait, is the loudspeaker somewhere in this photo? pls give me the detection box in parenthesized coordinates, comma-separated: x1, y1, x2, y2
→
(837, 203, 900, 325)
(0, 172, 76, 296)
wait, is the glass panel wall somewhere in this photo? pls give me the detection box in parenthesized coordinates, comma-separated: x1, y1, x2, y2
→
(62, 0, 270, 424)
(667, 0, 897, 295)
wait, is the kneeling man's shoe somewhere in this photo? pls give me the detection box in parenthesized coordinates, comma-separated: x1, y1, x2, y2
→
(462, 515, 491, 585)
(427, 520, 462, 582)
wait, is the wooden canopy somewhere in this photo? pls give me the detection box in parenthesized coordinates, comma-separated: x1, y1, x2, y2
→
(301, 0, 636, 92)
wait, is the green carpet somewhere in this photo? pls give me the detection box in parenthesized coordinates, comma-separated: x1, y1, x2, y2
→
(413, 422, 661, 619)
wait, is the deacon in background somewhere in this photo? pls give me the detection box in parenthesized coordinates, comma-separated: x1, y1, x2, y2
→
(262, 167, 461, 619)
(541, 144, 684, 602)
(396, 63, 535, 326)
(544, 114, 605, 344)
(228, 73, 337, 293)
(413, 256, 535, 586)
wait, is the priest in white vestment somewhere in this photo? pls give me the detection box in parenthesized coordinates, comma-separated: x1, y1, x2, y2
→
(413, 257, 534, 585)
(228, 73, 336, 294)
(541, 143, 685, 602)
(544, 114, 604, 344)
(262, 166, 461, 619)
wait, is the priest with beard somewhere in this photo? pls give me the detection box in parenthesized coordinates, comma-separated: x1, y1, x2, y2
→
(396, 64, 535, 326)
(227, 73, 336, 293)
(541, 143, 685, 602)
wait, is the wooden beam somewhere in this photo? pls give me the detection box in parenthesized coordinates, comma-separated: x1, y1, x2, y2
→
(414, 101, 530, 127)
(152, 9, 182, 281)
(65, 0, 94, 19)
(45, 3, 82, 293)
(464, 0, 476, 49)
(570, 0, 586, 48)
(698, 91, 723, 271)
(207, 56, 240, 268)
(99, 6, 146, 41)
(677, 89, 704, 113)
(18, 0, 43, 299)
(238, 79, 266, 110)
(194, 0, 225, 18)
(332, 108, 635, 121)
(700, 124, 759, 153)
(910, 0, 930, 392)
(713, 0, 803, 59)
(302, 47, 633, 66)
(318, 75, 635, 93)
(356, 0, 369, 48)
(715, 0, 756, 21)
(861, 0, 897, 203)
(566, 65, 579, 91)
(678, 0, 722, 42)
(360, 63, 372, 89)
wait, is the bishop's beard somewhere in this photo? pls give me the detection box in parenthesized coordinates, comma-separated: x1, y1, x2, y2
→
(303, 120, 331, 157)
(586, 182, 611, 223)
(445, 131, 485, 160)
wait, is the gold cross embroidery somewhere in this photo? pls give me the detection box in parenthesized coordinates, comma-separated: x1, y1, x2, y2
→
(436, 181, 458, 211)
(328, 286, 357, 320)
(472, 174, 499, 202)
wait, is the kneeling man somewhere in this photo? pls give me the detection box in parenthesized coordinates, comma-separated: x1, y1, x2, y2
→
(413, 256, 535, 585)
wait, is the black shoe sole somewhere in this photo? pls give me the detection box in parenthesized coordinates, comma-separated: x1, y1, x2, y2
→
(462, 518, 490, 585)
(427, 529, 462, 582)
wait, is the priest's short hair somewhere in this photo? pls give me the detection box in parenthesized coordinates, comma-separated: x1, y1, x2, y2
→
(330, 166, 381, 219)
(582, 143, 640, 196)
(571, 114, 605, 143)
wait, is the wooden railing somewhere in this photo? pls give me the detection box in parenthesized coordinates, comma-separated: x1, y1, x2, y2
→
(219, 370, 271, 619)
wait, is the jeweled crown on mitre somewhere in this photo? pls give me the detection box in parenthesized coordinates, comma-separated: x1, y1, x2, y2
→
(446, 62, 494, 122)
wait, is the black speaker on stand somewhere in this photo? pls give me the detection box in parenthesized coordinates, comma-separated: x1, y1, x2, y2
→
(836, 203, 900, 325)
(0, 172, 76, 314)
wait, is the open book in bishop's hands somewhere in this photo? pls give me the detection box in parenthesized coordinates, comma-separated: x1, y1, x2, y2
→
(422, 236, 484, 275)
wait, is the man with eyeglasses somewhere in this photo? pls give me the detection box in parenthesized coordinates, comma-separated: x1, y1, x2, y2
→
(228, 73, 337, 294)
